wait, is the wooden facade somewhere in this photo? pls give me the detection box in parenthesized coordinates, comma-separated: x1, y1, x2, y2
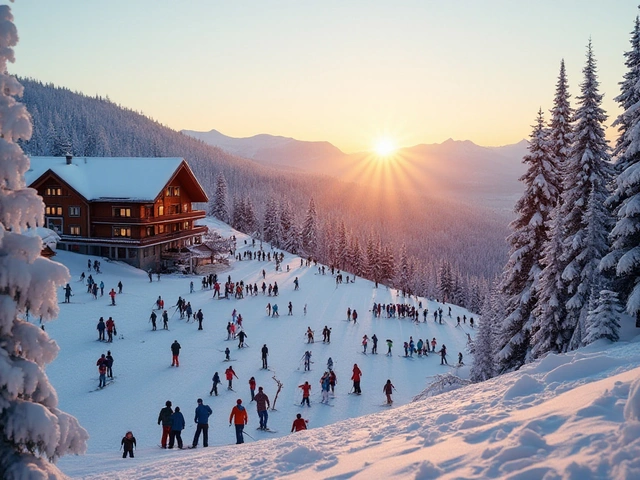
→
(28, 157, 208, 271)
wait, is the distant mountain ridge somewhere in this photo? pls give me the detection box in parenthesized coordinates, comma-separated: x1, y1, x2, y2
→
(183, 129, 529, 209)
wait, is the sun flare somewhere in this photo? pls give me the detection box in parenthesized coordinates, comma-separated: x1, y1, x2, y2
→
(374, 138, 396, 157)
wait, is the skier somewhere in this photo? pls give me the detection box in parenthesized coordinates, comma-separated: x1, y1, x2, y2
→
(288, 301, 293, 315)
(196, 309, 204, 330)
(291, 413, 308, 432)
(171, 340, 181, 367)
(63, 283, 72, 303)
(156, 296, 164, 310)
(238, 329, 248, 348)
(192, 398, 212, 448)
(121, 431, 136, 458)
(168, 406, 185, 449)
(383, 379, 396, 405)
(266, 303, 271, 317)
(352, 309, 358, 323)
(261, 344, 269, 369)
(327, 357, 334, 371)
(458, 352, 464, 365)
(470, 317, 475, 328)
(386, 339, 393, 356)
(229, 399, 248, 444)
(351, 364, 362, 394)
(303, 350, 312, 371)
(417, 339, 424, 357)
(157, 400, 173, 448)
(97, 354, 107, 388)
(299, 381, 311, 406)
(249, 376, 256, 402)
(99, 280, 104, 296)
(105, 316, 115, 343)
(150, 311, 157, 330)
(226, 365, 238, 390)
(190, 280, 194, 293)
(105, 350, 114, 379)
(322, 326, 331, 343)
(347, 307, 351, 321)
(293, 277, 299, 290)
(371, 334, 378, 354)
(329, 369, 337, 394)
(306, 327, 314, 343)
(431, 337, 437, 353)
(117, 280, 123, 293)
(162, 310, 169, 330)
(255, 386, 270, 430)
(320, 372, 331, 403)
(272, 304, 279, 317)
(439, 344, 448, 365)
(97, 317, 106, 341)
(225, 347, 231, 361)
(362, 335, 368, 354)
(210, 372, 221, 396)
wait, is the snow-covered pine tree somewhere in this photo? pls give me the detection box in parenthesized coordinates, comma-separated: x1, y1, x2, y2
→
(602, 14, 640, 329)
(437, 260, 452, 303)
(209, 172, 229, 222)
(531, 61, 574, 359)
(584, 289, 622, 344)
(559, 41, 613, 350)
(0, 6, 88, 477)
(301, 197, 318, 257)
(262, 197, 280, 247)
(471, 283, 501, 382)
(334, 220, 348, 270)
(243, 196, 258, 236)
(280, 200, 300, 254)
(497, 109, 558, 372)
(231, 196, 244, 231)
(397, 243, 410, 294)
(379, 245, 395, 285)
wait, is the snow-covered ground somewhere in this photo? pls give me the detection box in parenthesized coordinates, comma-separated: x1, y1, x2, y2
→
(41, 219, 640, 479)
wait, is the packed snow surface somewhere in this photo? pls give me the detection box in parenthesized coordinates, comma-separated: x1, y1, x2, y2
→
(40, 219, 640, 479)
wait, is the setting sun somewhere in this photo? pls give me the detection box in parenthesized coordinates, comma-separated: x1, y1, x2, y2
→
(374, 137, 396, 156)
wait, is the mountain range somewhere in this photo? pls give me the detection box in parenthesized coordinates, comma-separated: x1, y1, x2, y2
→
(183, 129, 529, 210)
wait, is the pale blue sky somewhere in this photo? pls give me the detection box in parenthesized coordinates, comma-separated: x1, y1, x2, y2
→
(10, 1, 640, 152)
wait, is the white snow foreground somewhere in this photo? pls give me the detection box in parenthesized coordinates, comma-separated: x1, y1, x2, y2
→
(61, 338, 640, 479)
(37, 219, 639, 479)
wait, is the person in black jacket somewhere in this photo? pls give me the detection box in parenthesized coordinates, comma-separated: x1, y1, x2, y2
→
(157, 400, 173, 448)
(171, 340, 181, 367)
(121, 431, 136, 458)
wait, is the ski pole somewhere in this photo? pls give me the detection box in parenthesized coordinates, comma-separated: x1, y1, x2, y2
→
(243, 430, 255, 441)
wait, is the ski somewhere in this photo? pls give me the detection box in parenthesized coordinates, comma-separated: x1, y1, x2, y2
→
(256, 428, 278, 433)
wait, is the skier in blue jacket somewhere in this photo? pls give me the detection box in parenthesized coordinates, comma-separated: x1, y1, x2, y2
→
(192, 398, 212, 448)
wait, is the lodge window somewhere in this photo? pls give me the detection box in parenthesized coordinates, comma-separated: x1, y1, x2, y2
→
(45, 206, 63, 215)
(146, 226, 154, 237)
(166, 186, 180, 197)
(183, 203, 188, 213)
(144, 206, 153, 218)
(45, 186, 62, 196)
(157, 224, 165, 234)
(69, 226, 81, 236)
(113, 226, 131, 237)
(158, 205, 164, 216)
(113, 207, 131, 218)
(183, 221, 189, 230)
(69, 206, 80, 217)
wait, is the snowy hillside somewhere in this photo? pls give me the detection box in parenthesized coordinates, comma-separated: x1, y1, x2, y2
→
(39, 219, 640, 479)
(44, 219, 474, 476)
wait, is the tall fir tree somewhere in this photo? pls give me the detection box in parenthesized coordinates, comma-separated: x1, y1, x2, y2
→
(209, 172, 229, 222)
(471, 283, 502, 382)
(497, 109, 557, 372)
(531, 61, 574, 359)
(0, 6, 89, 477)
(558, 41, 613, 350)
(262, 197, 281, 247)
(301, 197, 318, 257)
(602, 13, 640, 329)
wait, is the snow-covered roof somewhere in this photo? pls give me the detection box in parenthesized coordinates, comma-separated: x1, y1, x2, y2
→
(25, 156, 186, 202)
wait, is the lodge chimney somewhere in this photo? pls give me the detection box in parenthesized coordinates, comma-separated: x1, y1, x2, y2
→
(65, 155, 72, 165)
